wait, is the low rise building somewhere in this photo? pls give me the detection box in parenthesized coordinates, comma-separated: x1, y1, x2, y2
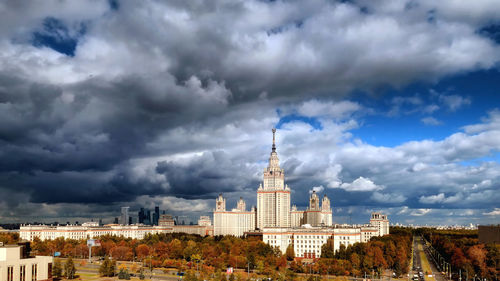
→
(158, 214, 175, 226)
(0, 242, 53, 281)
(262, 223, 382, 259)
(20, 219, 214, 241)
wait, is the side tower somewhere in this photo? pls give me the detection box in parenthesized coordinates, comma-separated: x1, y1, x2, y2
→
(306, 191, 321, 226)
(321, 195, 333, 226)
(257, 128, 291, 229)
(370, 212, 389, 236)
(215, 193, 226, 211)
(213, 194, 256, 236)
(236, 197, 246, 211)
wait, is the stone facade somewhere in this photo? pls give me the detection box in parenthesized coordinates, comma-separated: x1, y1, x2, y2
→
(257, 128, 291, 229)
(0, 244, 53, 281)
(262, 224, 380, 258)
(370, 212, 389, 236)
(213, 194, 256, 236)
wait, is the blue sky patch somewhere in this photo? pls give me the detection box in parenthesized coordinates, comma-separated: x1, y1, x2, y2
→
(32, 17, 86, 57)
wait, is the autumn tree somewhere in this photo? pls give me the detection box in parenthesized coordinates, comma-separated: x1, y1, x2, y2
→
(110, 246, 133, 261)
(136, 244, 151, 261)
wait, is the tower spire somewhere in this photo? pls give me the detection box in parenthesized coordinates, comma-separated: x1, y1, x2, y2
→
(272, 128, 276, 152)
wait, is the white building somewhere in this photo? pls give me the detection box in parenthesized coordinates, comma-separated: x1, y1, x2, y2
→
(213, 195, 256, 236)
(198, 216, 212, 226)
(213, 128, 389, 243)
(262, 224, 381, 259)
(370, 212, 389, 236)
(0, 243, 53, 281)
(257, 128, 291, 229)
(20, 221, 214, 241)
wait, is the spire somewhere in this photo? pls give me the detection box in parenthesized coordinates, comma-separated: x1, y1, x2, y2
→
(272, 128, 276, 152)
(268, 128, 280, 170)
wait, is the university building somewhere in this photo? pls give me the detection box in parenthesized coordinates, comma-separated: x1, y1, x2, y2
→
(213, 128, 389, 257)
(20, 216, 214, 241)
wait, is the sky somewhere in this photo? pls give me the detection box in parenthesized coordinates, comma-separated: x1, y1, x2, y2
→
(0, 0, 500, 226)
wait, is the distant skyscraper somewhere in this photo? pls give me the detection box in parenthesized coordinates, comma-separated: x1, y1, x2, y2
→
(145, 210, 151, 225)
(153, 206, 160, 225)
(120, 207, 129, 225)
(138, 208, 145, 224)
(257, 128, 291, 229)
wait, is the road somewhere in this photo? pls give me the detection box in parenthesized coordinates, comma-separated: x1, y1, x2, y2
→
(412, 236, 447, 281)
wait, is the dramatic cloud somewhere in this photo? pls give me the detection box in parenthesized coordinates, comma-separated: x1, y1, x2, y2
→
(0, 0, 499, 224)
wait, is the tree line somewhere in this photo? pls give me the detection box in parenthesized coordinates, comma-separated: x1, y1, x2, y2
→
(3, 228, 413, 280)
(418, 228, 499, 281)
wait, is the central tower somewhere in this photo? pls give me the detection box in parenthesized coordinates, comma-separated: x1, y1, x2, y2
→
(257, 128, 291, 229)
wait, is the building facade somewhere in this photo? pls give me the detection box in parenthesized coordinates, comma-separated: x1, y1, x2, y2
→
(370, 212, 389, 236)
(257, 128, 291, 229)
(0, 243, 53, 281)
(262, 224, 380, 258)
(20, 220, 214, 241)
(213, 195, 256, 236)
(212, 129, 389, 243)
(120, 207, 129, 226)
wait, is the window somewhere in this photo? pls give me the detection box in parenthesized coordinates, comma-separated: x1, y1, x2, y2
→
(20, 265, 26, 281)
(47, 263, 52, 279)
(8, 266, 14, 281)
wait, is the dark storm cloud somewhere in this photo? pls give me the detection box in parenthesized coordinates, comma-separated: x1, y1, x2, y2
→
(0, 0, 500, 223)
(156, 151, 259, 199)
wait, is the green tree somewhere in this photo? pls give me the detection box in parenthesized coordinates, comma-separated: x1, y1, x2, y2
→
(321, 242, 334, 259)
(99, 256, 116, 277)
(52, 258, 63, 279)
(285, 245, 295, 261)
(64, 257, 76, 279)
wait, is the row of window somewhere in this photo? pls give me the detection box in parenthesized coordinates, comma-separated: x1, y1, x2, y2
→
(5, 264, 37, 281)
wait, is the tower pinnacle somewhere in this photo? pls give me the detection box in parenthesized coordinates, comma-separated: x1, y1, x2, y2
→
(272, 128, 276, 152)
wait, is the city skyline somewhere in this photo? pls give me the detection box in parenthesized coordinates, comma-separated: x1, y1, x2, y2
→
(0, 1, 499, 226)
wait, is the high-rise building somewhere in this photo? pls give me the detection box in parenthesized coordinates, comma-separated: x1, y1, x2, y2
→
(120, 207, 129, 225)
(257, 128, 291, 229)
(212, 128, 388, 245)
(153, 206, 160, 225)
(138, 208, 145, 224)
